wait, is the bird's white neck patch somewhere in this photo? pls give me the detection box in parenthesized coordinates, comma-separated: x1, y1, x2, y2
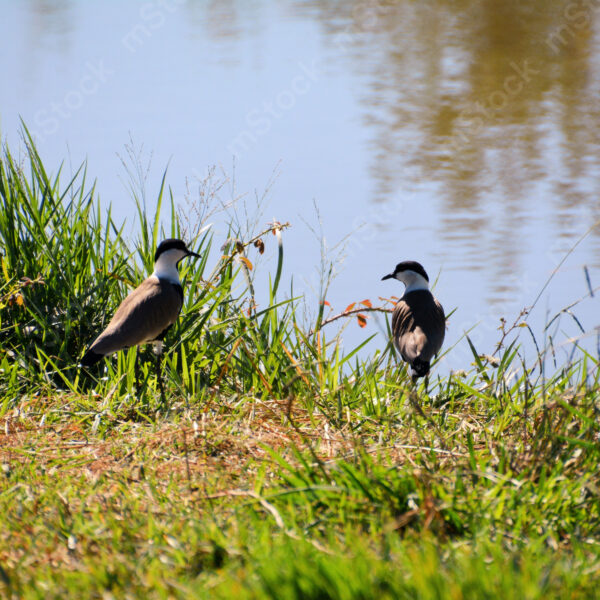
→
(395, 270, 430, 294)
(151, 248, 185, 284)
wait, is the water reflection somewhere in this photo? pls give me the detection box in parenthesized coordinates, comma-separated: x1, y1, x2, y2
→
(8, 0, 600, 320)
(27, 0, 74, 42)
(286, 0, 600, 301)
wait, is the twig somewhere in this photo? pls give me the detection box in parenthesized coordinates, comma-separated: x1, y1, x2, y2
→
(310, 306, 392, 335)
(208, 221, 291, 286)
(492, 309, 529, 357)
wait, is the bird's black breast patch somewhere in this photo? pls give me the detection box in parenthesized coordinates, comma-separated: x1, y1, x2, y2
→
(172, 283, 183, 303)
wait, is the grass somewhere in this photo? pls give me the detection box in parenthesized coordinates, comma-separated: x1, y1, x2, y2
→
(0, 132, 599, 598)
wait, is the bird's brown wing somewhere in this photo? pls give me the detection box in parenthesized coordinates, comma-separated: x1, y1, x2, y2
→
(391, 291, 445, 364)
(88, 278, 183, 356)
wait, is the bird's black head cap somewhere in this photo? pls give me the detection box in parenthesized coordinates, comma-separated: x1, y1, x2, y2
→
(154, 238, 191, 262)
(391, 260, 429, 282)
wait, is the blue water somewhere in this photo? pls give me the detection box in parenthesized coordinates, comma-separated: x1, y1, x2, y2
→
(2, 1, 600, 374)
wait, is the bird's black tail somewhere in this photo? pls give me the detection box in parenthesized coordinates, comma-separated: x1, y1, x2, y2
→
(411, 358, 430, 379)
(81, 349, 104, 367)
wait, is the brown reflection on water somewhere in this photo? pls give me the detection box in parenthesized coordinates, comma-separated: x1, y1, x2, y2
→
(292, 0, 600, 301)
(27, 0, 74, 41)
(18, 1, 74, 98)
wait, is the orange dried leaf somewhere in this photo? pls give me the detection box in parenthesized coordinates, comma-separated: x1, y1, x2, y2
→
(360, 299, 372, 308)
(344, 303, 356, 313)
(9, 293, 25, 307)
(239, 256, 253, 270)
(321, 301, 331, 307)
(357, 314, 367, 328)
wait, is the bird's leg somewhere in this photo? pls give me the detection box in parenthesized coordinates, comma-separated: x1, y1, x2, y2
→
(156, 353, 165, 400)
(408, 375, 427, 419)
(406, 377, 429, 452)
(408, 375, 448, 451)
(154, 341, 166, 404)
(135, 347, 141, 393)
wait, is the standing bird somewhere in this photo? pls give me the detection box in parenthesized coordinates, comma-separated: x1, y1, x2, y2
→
(81, 239, 199, 391)
(382, 260, 445, 380)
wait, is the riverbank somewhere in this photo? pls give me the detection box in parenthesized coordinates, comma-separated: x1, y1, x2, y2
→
(1, 137, 599, 598)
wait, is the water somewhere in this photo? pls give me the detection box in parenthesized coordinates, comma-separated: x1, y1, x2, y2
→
(2, 0, 600, 372)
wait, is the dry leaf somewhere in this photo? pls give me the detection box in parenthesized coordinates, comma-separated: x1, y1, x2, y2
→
(239, 256, 253, 270)
(9, 294, 24, 307)
(344, 303, 356, 313)
(360, 299, 372, 308)
(235, 241, 244, 254)
(357, 314, 367, 328)
(254, 239, 265, 254)
(321, 301, 331, 307)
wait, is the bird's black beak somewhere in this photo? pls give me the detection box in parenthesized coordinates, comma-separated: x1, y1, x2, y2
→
(187, 250, 201, 259)
(381, 273, 394, 281)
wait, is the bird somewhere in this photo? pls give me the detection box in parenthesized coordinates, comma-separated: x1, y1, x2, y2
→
(382, 260, 445, 380)
(81, 238, 200, 391)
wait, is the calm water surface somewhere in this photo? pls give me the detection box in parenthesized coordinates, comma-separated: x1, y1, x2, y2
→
(2, 1, 600, 372)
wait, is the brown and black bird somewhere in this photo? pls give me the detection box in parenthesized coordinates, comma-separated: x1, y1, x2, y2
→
(81, 239, 199, 374)
(382, 260, 445, 380)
